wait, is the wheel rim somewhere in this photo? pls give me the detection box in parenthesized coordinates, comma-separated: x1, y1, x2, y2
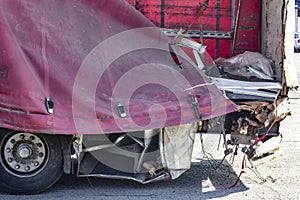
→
(0, 132, 49, 178)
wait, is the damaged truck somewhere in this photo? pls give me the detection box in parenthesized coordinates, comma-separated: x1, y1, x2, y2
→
(0, 0, 297, 194)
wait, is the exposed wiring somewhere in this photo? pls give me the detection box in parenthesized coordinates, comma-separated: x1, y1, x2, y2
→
(199, 132, 235, 177)
(245, 156, 277, 184)
(199, 101, 280, 190)
(215, 154, 246, 189)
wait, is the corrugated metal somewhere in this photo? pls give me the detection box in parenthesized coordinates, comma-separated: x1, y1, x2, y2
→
(127, 0, 261, 59)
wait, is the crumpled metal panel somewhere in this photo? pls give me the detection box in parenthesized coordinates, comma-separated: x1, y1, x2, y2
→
(0, 0, 235, 134)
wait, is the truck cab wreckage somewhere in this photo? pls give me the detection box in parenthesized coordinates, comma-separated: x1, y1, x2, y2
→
(0, 0, 298, 194)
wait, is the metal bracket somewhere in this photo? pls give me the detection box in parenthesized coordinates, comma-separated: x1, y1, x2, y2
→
(172, 29, 207, 53)
(189, 93, 201, 119)
(161, 28, 232, 39)
(45, 97, 54, 114)
(117, 103, 127, 118)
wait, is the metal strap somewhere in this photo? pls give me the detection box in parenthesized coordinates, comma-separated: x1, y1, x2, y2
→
(161, 28, 231, 39)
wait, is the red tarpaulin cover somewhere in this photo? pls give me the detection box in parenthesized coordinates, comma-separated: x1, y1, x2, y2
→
(0, 0, 235, 134)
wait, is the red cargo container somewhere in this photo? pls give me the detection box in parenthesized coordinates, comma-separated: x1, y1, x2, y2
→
(127, 0, 260, 59)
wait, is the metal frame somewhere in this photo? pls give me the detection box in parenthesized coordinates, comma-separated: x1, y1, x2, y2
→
(161, 28, 231, 39)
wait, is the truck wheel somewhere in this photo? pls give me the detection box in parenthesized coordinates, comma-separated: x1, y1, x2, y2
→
(0, 130, 63, 194)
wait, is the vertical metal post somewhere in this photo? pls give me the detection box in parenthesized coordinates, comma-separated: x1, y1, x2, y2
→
(161, 0, 165, 28)
(231, 0, 236, 56)
(231, 0, 241, 56)
(216, 0, 220, 58)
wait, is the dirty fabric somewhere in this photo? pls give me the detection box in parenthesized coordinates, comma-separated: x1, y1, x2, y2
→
(0, 0, 235, 134)
(163, 123, 195, 179)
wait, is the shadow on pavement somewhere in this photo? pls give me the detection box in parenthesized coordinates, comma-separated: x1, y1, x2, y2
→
(48, 159, 248, 199)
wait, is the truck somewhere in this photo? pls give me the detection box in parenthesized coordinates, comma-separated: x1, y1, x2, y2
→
(0, 0, 297, 194)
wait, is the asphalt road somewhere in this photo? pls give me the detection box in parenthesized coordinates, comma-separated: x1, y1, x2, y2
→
(1, 55, 300, 200)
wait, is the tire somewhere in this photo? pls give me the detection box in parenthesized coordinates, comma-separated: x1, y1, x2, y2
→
(0, 130, 63, 194)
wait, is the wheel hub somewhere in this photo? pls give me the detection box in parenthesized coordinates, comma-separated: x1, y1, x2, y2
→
(17, 145, 32, 159)
(2, 132, 47, 175)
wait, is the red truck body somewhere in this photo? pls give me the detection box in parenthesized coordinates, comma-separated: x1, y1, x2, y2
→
(0, 0, 235, 134)
(0, 0, 295, 195)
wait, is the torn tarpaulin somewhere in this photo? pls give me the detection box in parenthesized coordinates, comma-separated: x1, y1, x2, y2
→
(0, 0, 235, 134)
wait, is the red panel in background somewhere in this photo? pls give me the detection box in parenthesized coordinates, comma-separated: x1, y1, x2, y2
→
(233, 0, 261, 56)
(126, 0, 261, 59)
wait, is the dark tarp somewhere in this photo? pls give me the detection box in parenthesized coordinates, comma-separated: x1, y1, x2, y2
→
(0, 0, 235, 134)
